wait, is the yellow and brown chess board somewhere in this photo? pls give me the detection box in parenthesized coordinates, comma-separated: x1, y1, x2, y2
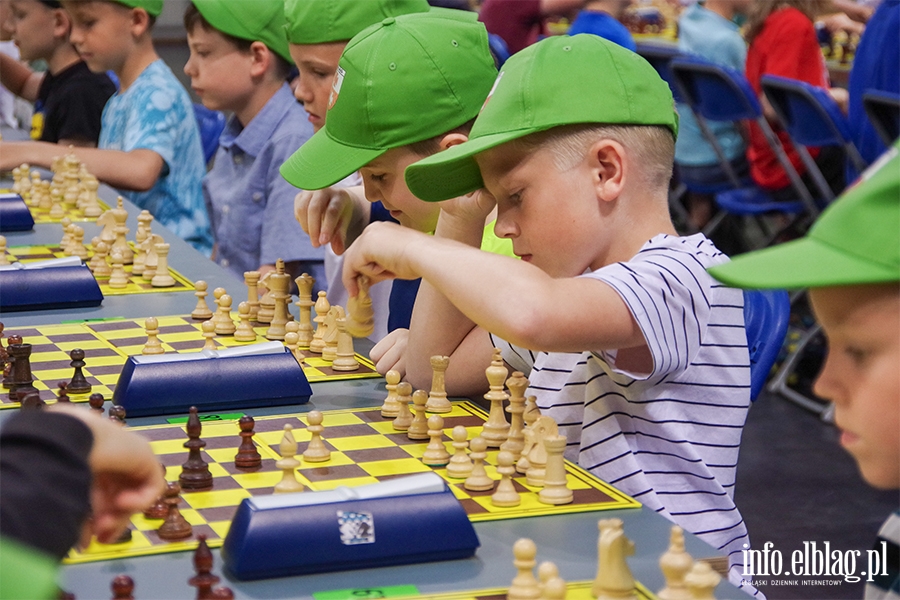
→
(400, 579, 656, 599)
(5, 244, 193, 296)
(64, 403, 640, 564)
(0, 189, 111, 224)
(2, 316, 381, 409)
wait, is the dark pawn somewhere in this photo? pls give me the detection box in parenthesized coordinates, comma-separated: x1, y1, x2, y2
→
(111, 574, 134, 599)
(211, 588, 234, 599)
(19, 390, 45, 411)
(57, 381, 70, 402)
(157, 481, 192, 541)
(143, 463, 169, 520)
(89, 393, 105, 415)
(179, 406, 213, 491)
(2, 333, 20, 390)
(67, 348, 92, 394)
(110, 404, 126, 424)
(189, 534, 220, 600)
(234, 415, 262, 470)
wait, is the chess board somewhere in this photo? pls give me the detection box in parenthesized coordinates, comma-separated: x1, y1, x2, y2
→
(2, 317, 381, 409)
(64, 403, 640, 564)
(0, 189, 111, 224)
(397, 579, 656, 599)
(5, 244, 193, 296)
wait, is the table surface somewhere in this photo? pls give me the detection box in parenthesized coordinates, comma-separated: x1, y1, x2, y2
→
(0, 169, 749, 599)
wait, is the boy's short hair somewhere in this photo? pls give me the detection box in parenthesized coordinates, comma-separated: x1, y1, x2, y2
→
(280, 9, 497, 191)
(709, 142, 900, 289)
(407, 118, 476, 157)
(283, 0, 429, 45)
(404, 34, 678, 202)
(184, 0, 292, 76)
(511, 123, 675, 192)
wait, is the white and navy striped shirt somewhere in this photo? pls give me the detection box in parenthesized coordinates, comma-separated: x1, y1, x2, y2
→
(867, 511, 900, 600)
(491, 234, 752, 575)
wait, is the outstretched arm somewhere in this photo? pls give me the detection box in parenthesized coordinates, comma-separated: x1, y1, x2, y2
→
(294, 185, 371, 255)
(0, 54, 43, 102)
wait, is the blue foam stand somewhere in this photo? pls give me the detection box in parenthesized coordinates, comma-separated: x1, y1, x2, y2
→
(114, 345, 311, 417)
(0, 264, 103, 311)
(0, 193, 35, 232)
(222, 473, 480, 580)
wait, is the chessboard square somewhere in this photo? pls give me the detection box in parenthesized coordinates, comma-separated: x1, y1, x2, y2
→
(85, 354, 129, 367)
(208, 521, 232, 539)
(301, 411, 367, 428)
(76, 530, 153, 556)
(232, 470, 282, 489)
(200, 422, 242, 439)
(299, 463, 368, 482)
(180, 509, 205, 526)
(207, 462, 231, 478)
(317, 423, 380, 440)
(182, 488, 251, 510)
(366, 420, 406, 435)
(97, 329, 146, 341)
(156, 316, 193, 328)
(309, 475, 380, 491)
(28, 350, 72, 364)
(341, 446, 411, 463)
(328, 434, 396, 451)
(358, 457, 432, 478)
(151, 438, 189, 455)
(53, 339, 111, 353)
(566, 472, 592, 491)
(30, 367, 76, 383)
(166, 340, 205, 352)
(131, 514, 164, 531)
(40, 324, 88, 335)
(205, 447, 239, 463)
(255, 429, 301, 447)
(401, 442, 439, 459)
(253, 416, 307, 434)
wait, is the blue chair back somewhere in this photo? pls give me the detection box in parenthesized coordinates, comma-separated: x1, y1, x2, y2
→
(193, 103, 226, 164)
(670, 56, 762, 122)
(488, 34, 511, 68)
(636, 42, 684, 103)
(863, 89, 900, 147)
(743, 288, 790, 401)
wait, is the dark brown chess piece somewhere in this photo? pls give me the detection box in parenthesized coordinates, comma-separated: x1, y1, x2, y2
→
(188, 534, 220, 600)
(67, 348, 92, 394)
(179, 406, 213, 491)
(57, 381, 70, 403)
(110, 404, 126, 424)
(234, 415, 262, 470)
(143, 463, 169, 520)
(210, 588, 234, 599)
(89, 393, 105, 415)
(2, 333, 22, 390)
(19, 390, 44, 411)
(7, 340, 37, 400)
(157, 481, 192, 541)
(111, 574, 134, 599)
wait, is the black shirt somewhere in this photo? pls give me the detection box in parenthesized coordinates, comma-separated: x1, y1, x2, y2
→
(35, 60, 116, 145)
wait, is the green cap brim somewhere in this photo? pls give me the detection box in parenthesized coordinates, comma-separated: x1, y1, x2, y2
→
(708, 236, 900, 290)
(405, 128, 542, 202)
(280, 128, 383, 190)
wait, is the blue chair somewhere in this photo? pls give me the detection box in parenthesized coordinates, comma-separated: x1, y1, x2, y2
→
(193, 103, 226, 165)
(670, 57, 821, 244)
(488, 34, 511, 68)
(636, 42, 684, 103)
(761, 75, 868, 203)
(863, 90, 900, 146)
(742, 289, 790, 401)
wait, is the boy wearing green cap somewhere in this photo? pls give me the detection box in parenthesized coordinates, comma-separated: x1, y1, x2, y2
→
(0, 0, 213, 255)
(341, 34, 755, 585)
(281, 9, 512, 377)
(183, 0, 318, 283)
(709, 144, 900, 598)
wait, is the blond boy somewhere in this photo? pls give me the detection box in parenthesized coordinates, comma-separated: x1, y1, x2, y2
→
(710, 143, 900, 599)
(342, 34, 754, 584)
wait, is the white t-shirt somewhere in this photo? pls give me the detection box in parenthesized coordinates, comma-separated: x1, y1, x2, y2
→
(491, 233, 752, 572)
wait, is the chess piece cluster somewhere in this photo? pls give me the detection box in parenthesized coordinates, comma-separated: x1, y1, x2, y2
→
(12, 152, 102, 219)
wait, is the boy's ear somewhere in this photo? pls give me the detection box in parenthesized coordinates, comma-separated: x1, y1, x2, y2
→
(588, 139, 626, 203)
(438, 132, 468, 151)
(129, 7, 151, 38)
(248, 41, 272, 79)
(52, 8, 72, 39)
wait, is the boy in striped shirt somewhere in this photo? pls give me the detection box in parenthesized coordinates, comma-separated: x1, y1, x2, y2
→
(711, 142, 900, 599)
(340, 34, 753, 585)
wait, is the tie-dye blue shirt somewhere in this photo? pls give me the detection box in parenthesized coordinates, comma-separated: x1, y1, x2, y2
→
(99, 60, 213, 255)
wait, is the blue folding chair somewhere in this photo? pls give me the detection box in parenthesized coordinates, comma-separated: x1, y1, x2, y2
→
(193, 103, 226, 165)
(761, 75, 867, 204)
(636, 42, 684, 103)
(742, 289, 790, 402)
(670, 57, 821, 244)
(863, 90, 900, 146)
(488, 34, 511, 68)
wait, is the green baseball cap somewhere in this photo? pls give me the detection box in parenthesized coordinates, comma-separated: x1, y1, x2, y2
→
(404, 34, 679, 202)
(709, 142, 900, 289)
(284, 0, 430, 44)
(280, 10, 497, 191)
(192, 0, 291, 63)
(114, 0, 163, 17)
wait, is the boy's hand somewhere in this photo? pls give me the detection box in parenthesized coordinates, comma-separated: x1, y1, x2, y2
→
(370, 328, 409, 378)
(342, 222, 427, 296)
(438, 189, 497, 238)
(294, 186, 368, 255)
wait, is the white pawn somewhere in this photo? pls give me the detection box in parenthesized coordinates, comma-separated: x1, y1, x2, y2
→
(108, 248, 129, 289)
(491, 450, 521, 507)
(142, 317, 164, 355)
(215, 293, 236, 335)
(274, 425, 303, 494)
(422, 414, 450, 467)
(446, 425, 474, 479)
(58, 216, 72, 248)
(191, 280, 213, 320)
(331, 314, 360, 371)
(658, 526, 694, 600)
(284, 321, 305, 362)
(201, 319, 217, 351)
(684, 562, 720, 600)
(0, 236, 9, 266)
(90, 240, 111, 277)
(426, 355, 452, 413)
(70, 225, 89, 260)
(150, 243, 175, 287)
(507, 538, 541, 600)
(381, 369, 402, 418)
(308, 291, 329, 354)
(407, 389, 430, 441)
(302, 410, 331, 462)
(234, 301, 257, 343)
(392, 382, 414, 431)
(463, 436, 494, 492)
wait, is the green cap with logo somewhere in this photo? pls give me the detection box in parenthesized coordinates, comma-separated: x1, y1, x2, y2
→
(280, 9, 497, 191)
(404, 34, 679, 202)
(191, 0, 291, 63)
(709, 142, 900, 289)
(284, 0, 430, 44)
(114, 0, 163, 17)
